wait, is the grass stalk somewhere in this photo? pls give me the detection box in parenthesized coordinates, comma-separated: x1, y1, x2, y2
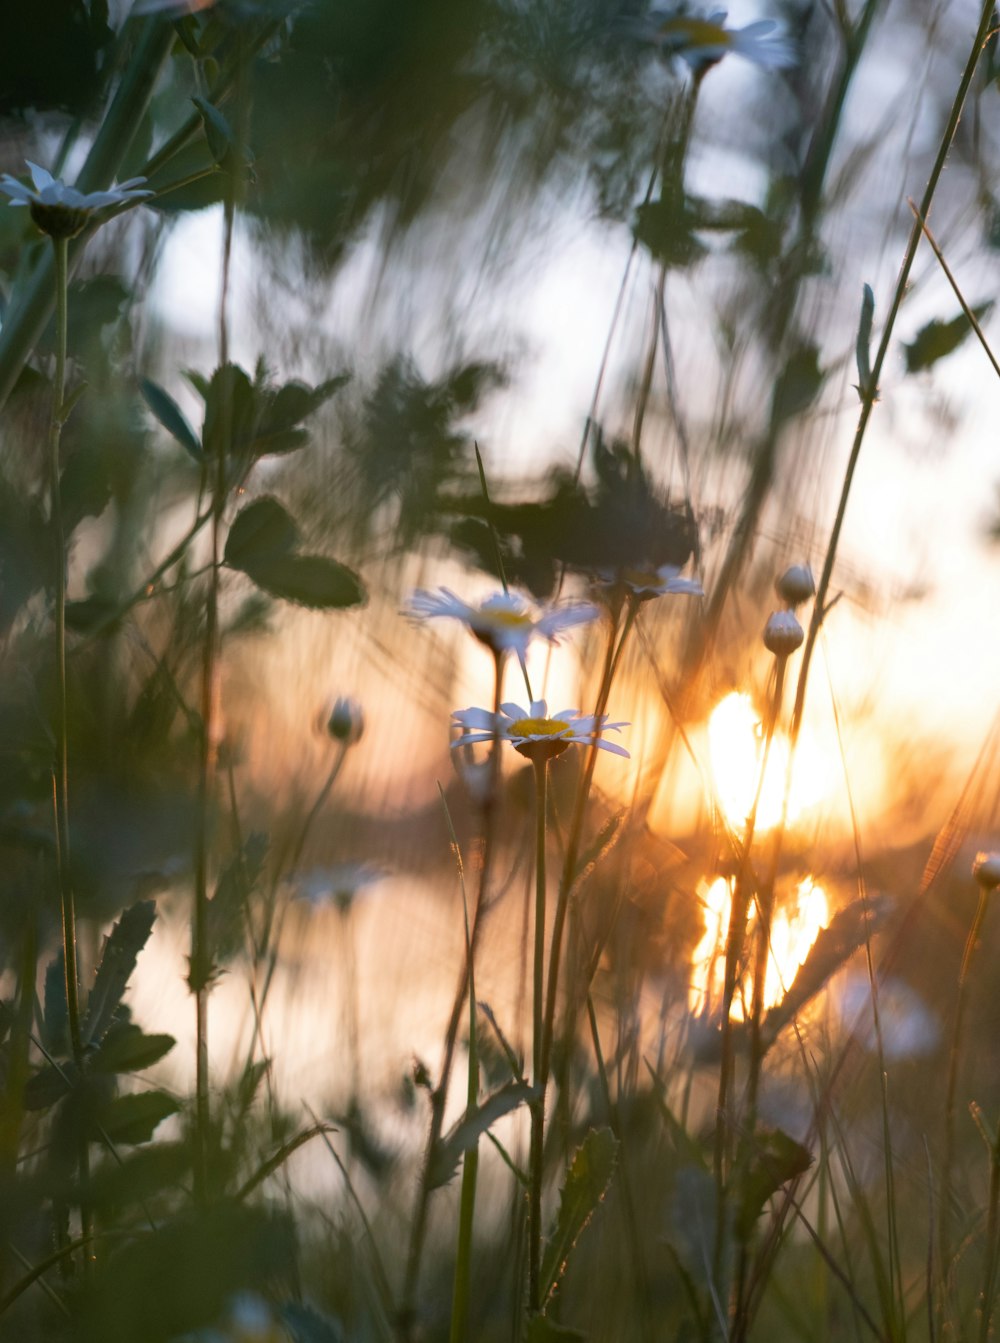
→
(528, 753, 549, 1317)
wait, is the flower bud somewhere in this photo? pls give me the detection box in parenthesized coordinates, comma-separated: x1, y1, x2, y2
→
(763, 609, 804, 656)
(973, 852, 1000, 890)
(775, 563, 815, 608)
(326, 696, 365, 745)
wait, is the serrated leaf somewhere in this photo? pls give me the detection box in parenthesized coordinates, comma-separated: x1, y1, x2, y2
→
(240, 553, 366, 610)
(91, 1023, 176, 1074)
(429, 1080, 538, 1189)
(83, 901, 157, 1047)
(224, 498, 300, 571)
(97, 1090, 180, 1144)
(140, 378, 203, 460)
(24, 1061, 77, 1110)
(86, 1141, 190, 1212)
(734, 1128, 812, 1240)
(192, 95, 237, 166)
(540, 1127, 619, 1304)
(903, 302, 994, 373)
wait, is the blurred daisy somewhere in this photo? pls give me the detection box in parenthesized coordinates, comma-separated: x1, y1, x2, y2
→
(406, 587, 599, 658)
(637, 8, 796, 70)
(0, 161, 152, 239)
(293, 862, 384, 914)
(595, 565, 703, 602)
(452, 699, 629, 762)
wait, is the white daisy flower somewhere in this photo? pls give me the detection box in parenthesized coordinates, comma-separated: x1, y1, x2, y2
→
(595, 565, 703, 601)
(0, 161, 153, 239)
(452, 699, 630, 763)
(293, 862, 384, 913)
(406, 587, 600, 658)
(638, 8, 796, 70)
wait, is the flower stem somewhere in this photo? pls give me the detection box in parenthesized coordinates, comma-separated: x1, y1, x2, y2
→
(528, 754, 548, 1316)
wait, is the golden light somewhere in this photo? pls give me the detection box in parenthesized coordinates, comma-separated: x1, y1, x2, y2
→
(689, 874, 829, 1019)
(708, 691, 830, 832)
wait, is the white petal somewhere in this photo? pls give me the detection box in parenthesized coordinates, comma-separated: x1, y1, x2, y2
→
(0, 179, 34, 204)
(528, 699, 548, 717)
(27, 162, 55, 191)
(535, 602, 600, 639)
(500, 701, 530, 719)
(452, 707, 498, 730)
(451, 731, 495, 749)
(591, 739, 631, 758)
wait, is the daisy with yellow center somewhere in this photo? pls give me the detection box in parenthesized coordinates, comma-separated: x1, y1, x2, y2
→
(452, 699, 630, 763)
(594, 564, 703, 603)
(406, 588, 599, 658)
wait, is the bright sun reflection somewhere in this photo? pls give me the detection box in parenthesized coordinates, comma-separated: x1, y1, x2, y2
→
(689, 874, 829, 1019)
(708, 691, 828, 831)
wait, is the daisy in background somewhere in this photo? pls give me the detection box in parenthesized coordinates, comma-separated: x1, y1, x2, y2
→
(632, 6, 796, 71)
(452, 699, 629, 763)
(0, 161, 152, 239)
(406, 587, 600, 659)
(594, 563, 704, 604)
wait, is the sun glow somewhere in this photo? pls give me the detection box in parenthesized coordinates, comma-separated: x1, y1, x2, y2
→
(708, 691, 829, 832)
(689, 874, 829, 1019)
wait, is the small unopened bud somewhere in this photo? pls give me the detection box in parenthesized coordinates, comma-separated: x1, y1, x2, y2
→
(973, 852, 1000, 890)
(763, 609, 804, 656)
(326, 696, 365, 745)
(775, 563, 815, 608)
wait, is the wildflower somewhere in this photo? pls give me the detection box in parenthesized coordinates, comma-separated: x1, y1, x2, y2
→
(775, 563, 815, 608)
(636, 8, 796, 71)
(452, 699, 629, 763)
(293, 862, 383, 914)
(763, 608, 804, 656)
(595, 564, 703, 602)
(406, 587, 599, 658)
(973, 852, 1000, 891)
(0, 161, 152, 239)
(325, 695, 365, 746)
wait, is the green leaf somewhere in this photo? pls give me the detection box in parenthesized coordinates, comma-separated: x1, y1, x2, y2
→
(203, 363, 256, 457)
(192, 95, 237, 166)
(42, 950, 68, 1055)
(734, 1128, 812, 1240)
(140, 378, 203, 460)
(91, 1023, 176, 1074)
(224, 497, 301, 571)
(429, 1080, 538, 1189)
(83, 900, 157, 1047)
(540, 1127, 619, 1304)
(633, 195, 706, 269)
(527, 1319, 586, 1342)
(86, 1141, 190, 1212)
(60, 439, 113, 534)
(97, 1090, 181, 1144)
(903, 303, 993, 373)
(239, 553, 366, 610)
(855, 283, 875, 400)
(24, 1061, 77, 1111)
(771, 345, 822, 426)
(208, 833, 268, 963)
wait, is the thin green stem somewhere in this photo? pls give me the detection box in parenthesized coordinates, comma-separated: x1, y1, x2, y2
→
(528, 754, 549, 1316)
(941, 887, 990, 1290)
(979, 1121, 1000, 1343)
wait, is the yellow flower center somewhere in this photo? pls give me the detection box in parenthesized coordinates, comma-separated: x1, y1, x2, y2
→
(481, 609, 532, 627)
(656, 17, 732, 47)
(510, 717, 570, 737)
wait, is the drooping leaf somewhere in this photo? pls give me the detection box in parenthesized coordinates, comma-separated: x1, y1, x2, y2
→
(733, 1128, 812, 1240)
(239, 553, 366, 610)
(192, 95, 237, 166)
(224, 498, 301, 571)
(761, 893, 894, 1050)
(540, 1127, 619, 1304)
(903, 302, 994, 373)
(140, 378, 203, 461)
(96, 1090, 181, 1144)
(429, 1080, 538, 1189)
(83, 900, 157, 1047)
(91, 1022, 176, 1074)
